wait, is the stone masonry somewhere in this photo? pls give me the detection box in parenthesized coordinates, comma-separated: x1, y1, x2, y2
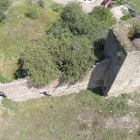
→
(103, 17, 140, 97)
(1, 18, 140, 101)
(0, 60, 110, 101)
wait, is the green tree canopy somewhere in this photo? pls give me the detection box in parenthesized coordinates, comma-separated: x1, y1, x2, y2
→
(60, 2, 85, 29)
(90, 6, 116, 28)
(0, 10, 5, 22)
(21, 40, 59, 86)
(0, 0, 10, 11)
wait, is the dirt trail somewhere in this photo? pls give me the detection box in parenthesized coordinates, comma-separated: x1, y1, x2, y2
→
(52, 0, 103, 12)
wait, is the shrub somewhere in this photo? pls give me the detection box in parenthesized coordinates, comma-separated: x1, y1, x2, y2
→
(121, 14, 132, 21)
(49, 37, 96, 83)
(20, 35, 96, 85)
(38, 0, 46, 9)
(51, 3, 64, 14)
(0, 0, 10, 11)
(60, 2, 85, 29)
(0, 10, 5, 22)
(25, 6, 38, 19)
(21, 41, 59, 86)
(91, 6, 113, 21)
(90, 6, 116, 28)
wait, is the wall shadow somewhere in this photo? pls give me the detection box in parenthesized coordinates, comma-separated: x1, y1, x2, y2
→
(0, 92, 7, 97)
(88, 87, 104, 96)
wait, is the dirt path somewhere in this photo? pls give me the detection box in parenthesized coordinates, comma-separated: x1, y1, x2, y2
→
(52, 0, 103, 12)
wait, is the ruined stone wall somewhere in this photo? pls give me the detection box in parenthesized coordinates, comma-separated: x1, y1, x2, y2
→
(104, 50, 140, 97)
(103, 18, 140, 97)
(0, 60, 110, 101)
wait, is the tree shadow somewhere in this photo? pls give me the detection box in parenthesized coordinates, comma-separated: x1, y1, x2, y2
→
(94, 38, 106, 61)
(14, 58, 27, 79)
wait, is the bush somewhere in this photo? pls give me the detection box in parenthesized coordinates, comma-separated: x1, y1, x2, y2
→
(52, 3, 64, 13)
(25, 6, 38, 19)
(51, 3, 64, 14)
(90, 6, 116, 28)
(0, 0, 10, 11)
(121, 14, 132, 21)
(61, 2, 85, 29)
(20, 35, 96, 85)
(21, 40, 59, 86)
(48, 37, 96, 83)
(0, 10, 5, 22)
(38, 0, 46, 9)
(91, 6, 113, 21)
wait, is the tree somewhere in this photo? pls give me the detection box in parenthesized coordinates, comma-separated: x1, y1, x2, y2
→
(0, 0, 10, 11)
(21, 40, 58, 86)
(49, 37, 96, 83)
(0, 10, 5, 22)
(60, 2, 85, 30)
(25, 6, 38, 19)
(90, 6, 116, 28)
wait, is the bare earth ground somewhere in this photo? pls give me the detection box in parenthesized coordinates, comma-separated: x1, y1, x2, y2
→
(52, 0, 103, 12)
(52, 0, 124, 20)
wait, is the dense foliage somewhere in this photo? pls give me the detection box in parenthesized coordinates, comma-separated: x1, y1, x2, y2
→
(0, 0, 10, 11)
(60, 2, 85, 30)
(18, 2, 116, 85)
(51, 3, 64, 14)
(0, 0, 10, 22)
(21, 39, 58, 86)
(38, 0, 46, 9)
(121, 14, 132, 21)
(90, 6, 116, 28)
(0, 10, 5, 22)
(25, 6, 38, 19)
(21, 36, 96, 85)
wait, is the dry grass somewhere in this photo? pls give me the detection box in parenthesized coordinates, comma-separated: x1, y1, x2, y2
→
(0, 90, 140, 140)
(0, 0, 57, 81)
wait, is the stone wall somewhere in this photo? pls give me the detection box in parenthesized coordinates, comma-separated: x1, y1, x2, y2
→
(104, 51, 140, 97)
(0, 60, 110, 101)
(103, 18, 140, 97)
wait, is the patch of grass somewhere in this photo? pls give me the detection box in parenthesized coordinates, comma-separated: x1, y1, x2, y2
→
(0, 90, 140, 139)
(79, 123, 88, 131)
(0, 0, 57, 81)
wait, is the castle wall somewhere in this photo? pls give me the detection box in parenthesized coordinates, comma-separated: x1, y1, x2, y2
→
(104, 51, 140, 97)
(103, 26, 140, 97)
(0, 60, 110, 101)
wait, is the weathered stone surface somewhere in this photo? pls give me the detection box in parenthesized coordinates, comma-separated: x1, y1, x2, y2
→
(0, 60, 110, 101)
(103, 17, 140, 97)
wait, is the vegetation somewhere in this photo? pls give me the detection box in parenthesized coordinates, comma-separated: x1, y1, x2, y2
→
(116, 0, 140, 14)
(0, 1, 116, 85)
(0, 71, 9, 83)
(0, 90, 140, 139)
(60, 2, 85, 30)
(24, 6, 38, 19)
(38, 0, 46, 9)
(51, 3, 64, 14)
(0, 0, 10, 11)
(0, 0, 57, 82)
(0, 10, 5, 22)
(121, 14, 132, 21)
